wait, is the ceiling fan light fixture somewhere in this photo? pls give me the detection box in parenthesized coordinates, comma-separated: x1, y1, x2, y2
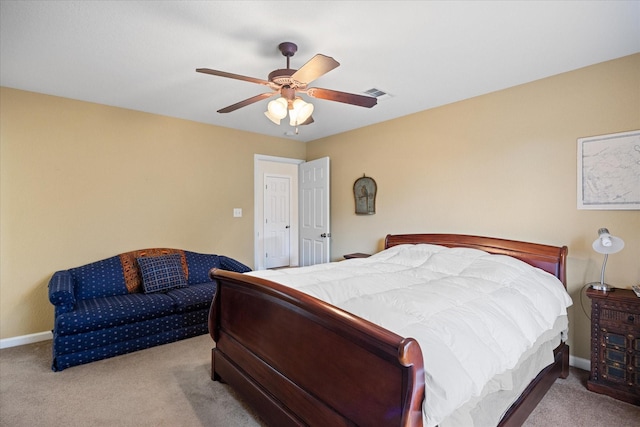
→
(264, 110, 282, 125)
(267, 97, 288, 119)
(289, 98, 314, 126)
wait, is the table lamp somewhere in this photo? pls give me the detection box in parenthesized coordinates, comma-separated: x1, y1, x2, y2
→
(588, 228, 624, 292)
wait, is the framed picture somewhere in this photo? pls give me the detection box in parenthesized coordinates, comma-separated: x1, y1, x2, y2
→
(354, 175, 377, 215)
(577, 130, 640, 210)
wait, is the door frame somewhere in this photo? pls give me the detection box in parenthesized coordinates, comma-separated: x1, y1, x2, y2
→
(254, 154, 304, 270)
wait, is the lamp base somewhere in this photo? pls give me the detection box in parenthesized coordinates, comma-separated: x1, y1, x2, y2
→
(588, 282, 614, 292)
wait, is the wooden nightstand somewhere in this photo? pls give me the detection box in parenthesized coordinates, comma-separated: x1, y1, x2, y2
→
(586, 287, 640, 405)
(343, 253, 371, 259)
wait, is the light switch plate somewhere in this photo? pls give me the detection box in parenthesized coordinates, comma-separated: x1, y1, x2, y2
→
(233, 208, 242, 218)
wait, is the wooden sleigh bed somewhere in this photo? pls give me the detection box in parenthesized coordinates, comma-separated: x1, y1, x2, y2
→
(208, 234, 570, 426)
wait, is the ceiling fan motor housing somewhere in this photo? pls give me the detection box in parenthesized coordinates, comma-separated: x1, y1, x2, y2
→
(268, 69, 302, 88)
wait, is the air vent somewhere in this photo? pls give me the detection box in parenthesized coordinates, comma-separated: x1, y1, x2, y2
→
(364, 88, 392, 101)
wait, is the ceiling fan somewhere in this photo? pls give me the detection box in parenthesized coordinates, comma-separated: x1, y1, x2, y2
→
(196, 42, 377, 127)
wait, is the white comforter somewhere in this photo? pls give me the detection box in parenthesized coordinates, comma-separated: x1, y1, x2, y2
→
(247, 244, 573, 427)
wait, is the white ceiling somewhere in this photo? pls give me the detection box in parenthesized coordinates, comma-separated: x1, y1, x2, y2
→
(2, 1, 639, 143)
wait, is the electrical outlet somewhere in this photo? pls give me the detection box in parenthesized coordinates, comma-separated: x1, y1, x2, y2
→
(233, 208, 242, 218)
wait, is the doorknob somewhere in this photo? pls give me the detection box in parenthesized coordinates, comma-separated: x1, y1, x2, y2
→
(320, 233, 331, 238)
(285, 225, 290, 228)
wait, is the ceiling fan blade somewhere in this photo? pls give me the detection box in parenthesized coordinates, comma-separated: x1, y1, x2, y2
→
(305, 87, 377, 108)
(196, 68, 271, 86)
(217, 92, 276, 113)
(291, 54, 339, 85)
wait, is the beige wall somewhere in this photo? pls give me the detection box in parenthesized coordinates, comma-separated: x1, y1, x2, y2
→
(307, 54, 640, 361)
(0, 87, 306, 339)
(2, 54, 639, 362)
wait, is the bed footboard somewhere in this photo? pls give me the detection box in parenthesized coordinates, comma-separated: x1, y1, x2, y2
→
(208, 269, 425, 427)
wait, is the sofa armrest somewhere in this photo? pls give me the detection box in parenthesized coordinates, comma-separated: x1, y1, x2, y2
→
(219, 256, 252, 273)
(48, 271, 76, 313)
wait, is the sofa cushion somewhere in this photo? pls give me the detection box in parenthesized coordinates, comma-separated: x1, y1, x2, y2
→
(70, 256, 128, 300)
(120, 248, 187, 293)
(184, 252, 221, 285)
(137, 254, 188, 294)
(54, 293, 175, 335)
(166, 282, 217, 312)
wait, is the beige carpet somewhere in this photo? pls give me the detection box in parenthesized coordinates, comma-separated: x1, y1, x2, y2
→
(1, 335, 638, 426)
(0, 335, 265, 426)
(523, 362, 640, 426)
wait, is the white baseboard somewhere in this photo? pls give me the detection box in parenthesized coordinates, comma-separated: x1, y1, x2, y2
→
(569, 355, 590, 371)
(0, 331, 52, 349)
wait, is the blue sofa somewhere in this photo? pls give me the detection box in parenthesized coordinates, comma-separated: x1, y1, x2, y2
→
(48, 248, 250, 371)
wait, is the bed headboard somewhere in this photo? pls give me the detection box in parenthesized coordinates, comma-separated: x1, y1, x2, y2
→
(385, 233, 568, 287)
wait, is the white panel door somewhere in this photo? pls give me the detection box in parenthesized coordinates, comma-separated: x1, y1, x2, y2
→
(299, 157, 330, 266)
(264, 175, 291, 269)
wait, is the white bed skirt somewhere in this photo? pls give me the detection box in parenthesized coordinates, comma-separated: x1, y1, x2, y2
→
(437, 315, 568, 427)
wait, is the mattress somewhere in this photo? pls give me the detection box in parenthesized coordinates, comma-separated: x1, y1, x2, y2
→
(248, 243, 573, 426)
